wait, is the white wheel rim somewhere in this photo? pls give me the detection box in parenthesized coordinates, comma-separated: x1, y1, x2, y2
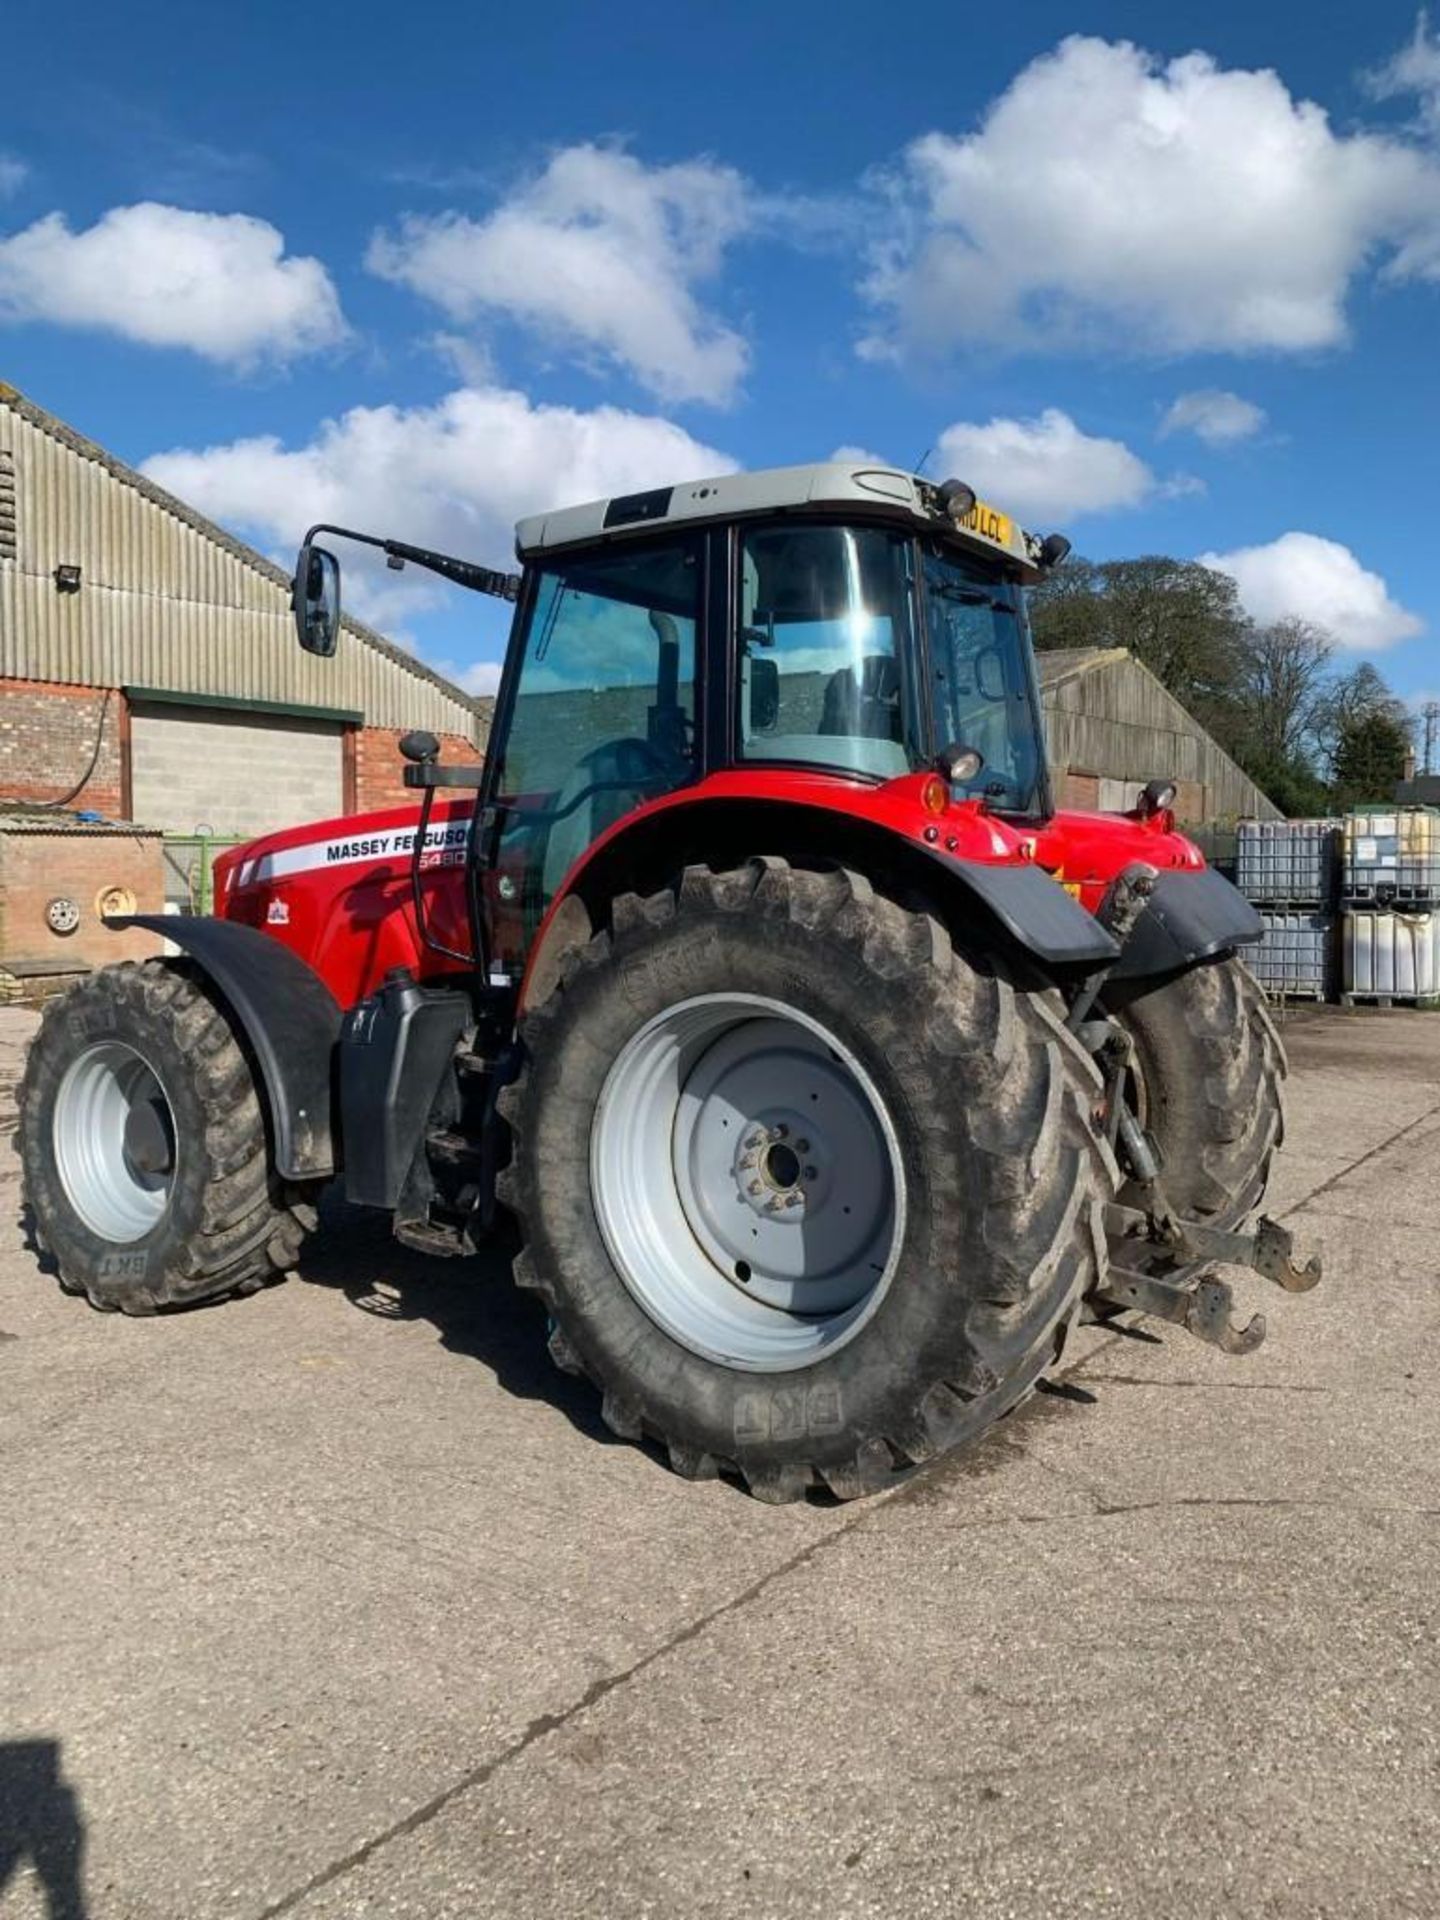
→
(590, 993, 905, 1372)
(52, 1040, 176, 1244)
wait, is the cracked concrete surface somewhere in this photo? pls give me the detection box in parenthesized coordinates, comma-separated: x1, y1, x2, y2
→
(2, 1002, 1438, 1918)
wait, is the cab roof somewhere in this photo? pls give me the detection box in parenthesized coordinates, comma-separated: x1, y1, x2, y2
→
(513, 461, 1049, 583)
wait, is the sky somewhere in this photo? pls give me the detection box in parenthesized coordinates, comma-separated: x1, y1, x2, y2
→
(1, 0, 1438, 707)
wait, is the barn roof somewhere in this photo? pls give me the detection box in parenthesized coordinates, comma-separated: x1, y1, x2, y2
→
(0, 382, 483, 720)
(1034, 645, 1280, 820)
(1034, 646, 1131, 690)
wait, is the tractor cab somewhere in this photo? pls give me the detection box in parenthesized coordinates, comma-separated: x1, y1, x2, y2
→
(293, 463, 1067, 963)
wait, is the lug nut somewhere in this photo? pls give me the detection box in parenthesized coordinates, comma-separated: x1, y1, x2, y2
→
(745, 1132, 764, 1151)
(785, 1192, 802, 1208)
(796, 1139, 810, 1153)
(772, 1123, 789, 1139)
(804, 1165, 818, 1181)
(748, 1180, 762, 1195)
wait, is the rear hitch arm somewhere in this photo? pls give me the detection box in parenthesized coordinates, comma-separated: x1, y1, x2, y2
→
(1105, 1203, 1322, 1295)
(1097, 1265, 1267, 1356)
(1093, 1209, 1321, 1357)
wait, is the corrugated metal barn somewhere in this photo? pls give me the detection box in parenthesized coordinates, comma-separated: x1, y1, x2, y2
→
(1038, 647, 1279, 823)
(0, 384, 483, 839)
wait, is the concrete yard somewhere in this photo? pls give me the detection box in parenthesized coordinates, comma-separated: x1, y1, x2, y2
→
(2, 1000, 1438, 1918)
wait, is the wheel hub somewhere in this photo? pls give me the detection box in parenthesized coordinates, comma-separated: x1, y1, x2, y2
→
(591, 994, 905, 1371)
(732, 1119, 813, 1216)
(123, 1094, 174, 1177)
(52, 1040, 176, 1244)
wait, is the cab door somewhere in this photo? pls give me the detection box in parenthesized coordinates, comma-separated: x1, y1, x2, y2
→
(481, 535, 704, 977)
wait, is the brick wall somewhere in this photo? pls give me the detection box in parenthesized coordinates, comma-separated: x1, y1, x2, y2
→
(0, 827, 163, 970)
(354, 726, 481, 812)
(0, 679, 123, 814)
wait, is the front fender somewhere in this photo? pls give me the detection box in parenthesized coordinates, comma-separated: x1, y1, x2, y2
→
(108, 916, 341, 1180)
(520, 782, 1120, 1010)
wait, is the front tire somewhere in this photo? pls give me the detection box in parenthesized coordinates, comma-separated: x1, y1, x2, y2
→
(17, 959, 317, 1313)
(499, 860, 1117, 1501)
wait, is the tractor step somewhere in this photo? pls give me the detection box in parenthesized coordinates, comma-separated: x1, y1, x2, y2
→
(425, 1127, 486, 1172)
(394, 1214, 473, 1259)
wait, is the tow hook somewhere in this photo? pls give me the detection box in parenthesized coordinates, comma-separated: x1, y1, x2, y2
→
(1096, 1203, 1322, 1354)
(1104, 1203, 1322, 1295)
(1098, 1265, 1267, 1356)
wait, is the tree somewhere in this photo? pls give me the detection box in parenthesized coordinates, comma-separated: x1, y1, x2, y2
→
(1233, 619, 1333, 768)
(1029, 555, 1251, 734)
(1332, 709, 1412, 806)
(1029, 552, 1415, 816)
(1309, 662, 1408, 786)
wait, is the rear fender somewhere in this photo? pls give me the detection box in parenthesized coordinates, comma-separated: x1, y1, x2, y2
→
(109, 917, 341, 1180)
(521, 792, 1117, 1010)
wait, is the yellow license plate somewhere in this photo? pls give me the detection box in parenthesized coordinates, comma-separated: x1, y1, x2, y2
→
(958, 498, 1013, 549)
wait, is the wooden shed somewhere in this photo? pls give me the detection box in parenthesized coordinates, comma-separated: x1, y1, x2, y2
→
(1037, 647, 1279, 824)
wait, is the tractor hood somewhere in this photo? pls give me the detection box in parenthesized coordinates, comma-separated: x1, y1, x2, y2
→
(212, 797, 476, 1009)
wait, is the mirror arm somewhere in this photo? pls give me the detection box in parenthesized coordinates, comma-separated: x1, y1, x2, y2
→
(300, 524, 521, 602)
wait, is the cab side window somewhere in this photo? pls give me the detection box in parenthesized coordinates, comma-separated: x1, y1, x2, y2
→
(498, 538, 701, 905)
(736, 525, 919, 780)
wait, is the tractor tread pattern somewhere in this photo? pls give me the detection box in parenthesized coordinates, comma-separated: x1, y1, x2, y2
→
(16, 958, 318, 1314)
(1114, 953, 1286, 1232)
(498, 859, 1118, 1503)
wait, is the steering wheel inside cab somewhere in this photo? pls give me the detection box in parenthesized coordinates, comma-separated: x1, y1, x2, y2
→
(538, 735, 683, 901)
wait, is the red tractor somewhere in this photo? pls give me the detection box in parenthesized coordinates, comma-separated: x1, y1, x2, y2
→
(17, 463, 1318, 1500)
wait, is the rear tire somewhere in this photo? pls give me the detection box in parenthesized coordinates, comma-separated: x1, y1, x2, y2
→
(1106, 953, 1285, 1228)
(17, 959, 318, 1313)
(498, 860, 1117, 1502)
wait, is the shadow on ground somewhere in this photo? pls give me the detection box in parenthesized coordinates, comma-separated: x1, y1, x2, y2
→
(0, 1739, 89, 1919)
(295, 1194, 618, 1450)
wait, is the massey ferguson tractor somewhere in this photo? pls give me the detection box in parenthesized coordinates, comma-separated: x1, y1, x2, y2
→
(17, 463, 1319, 1501)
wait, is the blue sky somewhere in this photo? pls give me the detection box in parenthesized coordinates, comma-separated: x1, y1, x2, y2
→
(2, 0, 1438, 705)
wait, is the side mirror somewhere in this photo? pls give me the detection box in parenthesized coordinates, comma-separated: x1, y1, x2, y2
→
(749, 655, 780, 733)
(292, 543, 341, 657)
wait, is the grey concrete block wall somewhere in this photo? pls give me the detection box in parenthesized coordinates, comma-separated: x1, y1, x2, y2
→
(129, 705, 343, 838)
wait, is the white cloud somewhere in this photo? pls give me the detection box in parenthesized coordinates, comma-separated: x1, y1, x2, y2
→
(426, 656, 505, 699)
(862, 34, 1440, 361)
(0, 203, 346, 366)
(933, 409, 1156, 522)
(1367, 10, 1440, 137)
(1199, 531, 1424, 650)
(1159, 389, 1267, 446)
(0, 155, 27, 199)
(141, 383, 736, 630)
(828, 442, 891, 465)
(368, 144, 750, 405)
(462, 660, 504, 697)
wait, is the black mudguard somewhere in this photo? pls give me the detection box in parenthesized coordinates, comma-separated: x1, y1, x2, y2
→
(939, 859, 1120, 967)
(108, 916, 341, 1180)
(1110, 868, 1263, 982)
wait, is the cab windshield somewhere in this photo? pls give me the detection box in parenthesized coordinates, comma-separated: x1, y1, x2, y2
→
(922, 545, 1045, 815)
